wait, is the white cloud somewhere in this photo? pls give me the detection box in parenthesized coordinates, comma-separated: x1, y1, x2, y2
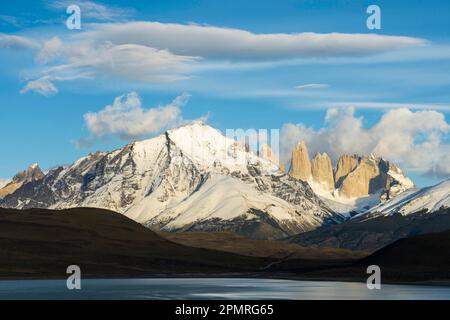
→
(281, 107, 450, 178)
(23, 38, 199, 96)
(295, 83, 329, 90)
(36, 36, 64, 64)
(0, 15, 22, 28)
(19, 22, 428, 96)
(81, 92, 190, 143)
(0, 33, 38, 50)
(20, 77, 58, 96)
(81, 22, 427, 60)
(47, 0, 134, 21)
(20, 73, 92, 96)
(324, 101, 450, 111)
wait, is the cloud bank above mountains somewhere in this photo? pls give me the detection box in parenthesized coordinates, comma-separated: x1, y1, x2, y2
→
(281, 107, 450, 178)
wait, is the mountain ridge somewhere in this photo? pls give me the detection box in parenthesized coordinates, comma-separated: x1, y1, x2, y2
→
(288, 208, 450, 251)
(0, 163, 44, 199)
(0, 122, 342, 239)
(361, 178, 450, 217)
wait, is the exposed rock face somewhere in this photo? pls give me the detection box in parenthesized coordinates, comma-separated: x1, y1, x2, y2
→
(288, 141, 312, 181)
(338, 155, 385, 198)
(287, 142, 414, 204)
(380, 162, 416, 202)
(334, 155, 359, 188)
(260, 144, 279, 167)
(260, 144, 285, 172)
(311, 153, 334, 192)
(0, 164, 44, 199)
(336, 155, 414, 200)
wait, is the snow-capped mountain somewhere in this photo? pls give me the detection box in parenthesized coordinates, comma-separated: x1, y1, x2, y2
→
(0, 122, 343, 239)
(362, 179, 450, 217)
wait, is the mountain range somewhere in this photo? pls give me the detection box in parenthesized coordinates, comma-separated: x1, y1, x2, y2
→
(1, 122, 449, 242)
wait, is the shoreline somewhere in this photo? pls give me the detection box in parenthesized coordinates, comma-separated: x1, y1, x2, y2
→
(1, 273, 449, 288)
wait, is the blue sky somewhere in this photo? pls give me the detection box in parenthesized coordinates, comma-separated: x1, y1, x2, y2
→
(1, 0, 450, 187)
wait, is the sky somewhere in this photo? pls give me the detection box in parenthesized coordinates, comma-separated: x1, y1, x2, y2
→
(0, 0, 449, 187)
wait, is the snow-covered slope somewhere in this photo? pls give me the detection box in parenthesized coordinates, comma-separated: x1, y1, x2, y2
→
(312, 170, 414, 216)
(0, 122, 342, 239)
(360, 179, 450, 217)
(0, 179, 10, 189)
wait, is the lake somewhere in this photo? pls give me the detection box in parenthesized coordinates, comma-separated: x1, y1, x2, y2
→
(0, 278, 449, 300)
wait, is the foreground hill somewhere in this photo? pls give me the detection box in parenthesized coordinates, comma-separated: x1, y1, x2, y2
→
(359, 229, 450, 269)
(288, 208, 450, 251)
(283, 229, 450, 284)
(0, 207, 269, 279)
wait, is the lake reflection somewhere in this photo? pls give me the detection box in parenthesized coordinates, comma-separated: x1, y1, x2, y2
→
(0, 278, 449, 300)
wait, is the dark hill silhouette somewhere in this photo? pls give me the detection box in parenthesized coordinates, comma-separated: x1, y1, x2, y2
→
(0, 207, 268, 279)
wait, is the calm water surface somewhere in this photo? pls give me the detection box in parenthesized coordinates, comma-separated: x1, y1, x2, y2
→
(0, 278, 449, 300)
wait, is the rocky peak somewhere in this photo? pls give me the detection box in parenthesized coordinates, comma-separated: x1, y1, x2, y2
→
(336, 155, 414, 199)
(0, 164, 44, 199)
(334, 155, 360, 188)
(380, 162, 415, 201)
(337, 156, 383, 198)
(259, 144, 285, 171)
(259, 144, 274, 160)
(12, 164, 44, 183)
(311, 153, 335, 192)
(288, 142, 415, 204)
(288, 141, 312, 181)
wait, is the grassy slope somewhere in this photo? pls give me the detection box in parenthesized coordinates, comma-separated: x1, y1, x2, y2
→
(160, 231, 366, 260)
